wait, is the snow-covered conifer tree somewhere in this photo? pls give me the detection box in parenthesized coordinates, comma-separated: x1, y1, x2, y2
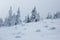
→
(11, 13, 16, 25)
(15, 7, 21, 25)
(30, 6, 40, 22)
(4, 6, 13, 26)
(8, 6, 13, 26)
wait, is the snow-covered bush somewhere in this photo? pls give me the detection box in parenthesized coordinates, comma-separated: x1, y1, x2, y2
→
(15, 36, 21, 38)
(0, 18, 3, 27)
(36, 29, 41, 32)
(45, 25, 48, 28)
(4, 18, 9, 26)
(24, 15, 30, 23)
(54, 12, 60, 19)
(50, 27, 56, 30)
(46, 13, 52, 19)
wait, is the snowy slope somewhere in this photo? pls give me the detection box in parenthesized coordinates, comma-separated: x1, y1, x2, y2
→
(0, 19, 60, 40)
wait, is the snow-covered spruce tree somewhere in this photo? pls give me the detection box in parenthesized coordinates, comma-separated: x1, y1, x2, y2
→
(46, 13, 52, 19)
(4, 6, 13, 26)
(15, 7, 21, 25)
(11, 13, 16, 25)
(8, 6, 13, 26)
(0, 18, 3, 27)
(24, 15, 30, 23)
(30, 7, 40, 22)
(54, 12, 60, 19)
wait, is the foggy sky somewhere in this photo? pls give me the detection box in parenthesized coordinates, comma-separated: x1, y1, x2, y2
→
(0, 0, 60, 20)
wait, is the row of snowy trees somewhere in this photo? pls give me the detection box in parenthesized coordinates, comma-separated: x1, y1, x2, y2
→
(4, 7, 21, 26)
(0, 7, 21, 26)
(0, 6, 40, 27)
(0, 6, 60, 27)
(46, 12, 60, 19)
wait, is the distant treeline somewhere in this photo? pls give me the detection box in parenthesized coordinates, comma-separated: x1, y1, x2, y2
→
(0, 6, 60, 27)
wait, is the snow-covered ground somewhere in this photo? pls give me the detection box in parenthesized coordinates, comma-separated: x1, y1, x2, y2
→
(0, 19, 60, 40)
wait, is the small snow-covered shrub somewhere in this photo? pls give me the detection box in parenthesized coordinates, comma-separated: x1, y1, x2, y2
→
(53, 12, 60, 19)
(45, 25, 48, 28)
(17, 32, 21, 34)
(15, 36, 21, 38)
(36, 29, 41, 32)
(0, 18, 3, 27)
(24, 28, 27, 30)
(44, 21, 47, 23)
(50, 27, 56, 30)
(51, 22, 54, 23)
(46, 13, 52, 19)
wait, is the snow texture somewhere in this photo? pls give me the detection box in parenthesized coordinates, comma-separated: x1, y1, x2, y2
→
(0, 19, 60, 40)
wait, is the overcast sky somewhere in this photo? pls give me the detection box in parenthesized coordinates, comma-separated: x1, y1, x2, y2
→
(0, 0, 60, 20)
